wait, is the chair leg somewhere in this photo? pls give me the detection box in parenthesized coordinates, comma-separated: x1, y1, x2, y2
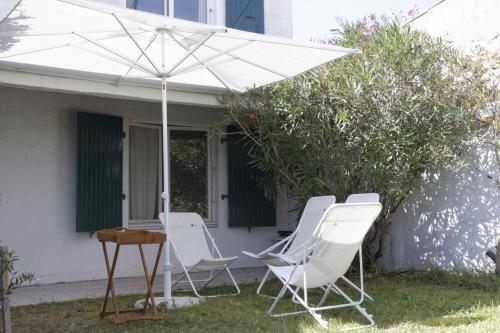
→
(256, 268, 271, 296)
(183, 265, 240, 299)
(269, 280, 328, 328)
(291, 286, 302, 304)
(267, 278, 289, 316)
(331, 284, 375, 327)
(340, 276, 374, 301)
(225, 267, 241, 295)
(269, 284, 375, 330)
(197, 265, 229, 290)
(257, 268, 287, 299)
(267, 270, 374, 329)
(316, 284, 333, 307)
(171, 271, 188, 290)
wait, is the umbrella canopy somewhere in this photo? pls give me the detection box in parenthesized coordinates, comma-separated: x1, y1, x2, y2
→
(0, 0, 360, 305)
(0, 0, 359, 92)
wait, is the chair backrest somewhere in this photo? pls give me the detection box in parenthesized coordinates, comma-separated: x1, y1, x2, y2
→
(159, 212, 213, 267)
(294, 203, 382, 288)
(286, 196, 336, 255)
(345, 193, 380, 204)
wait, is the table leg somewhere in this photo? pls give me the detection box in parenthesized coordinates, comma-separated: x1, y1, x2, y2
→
(142, 243, 164, 315)
(100, 242, 121, 320)
(138, 244, 157, 315)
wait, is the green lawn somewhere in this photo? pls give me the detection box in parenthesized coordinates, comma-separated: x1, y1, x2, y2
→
(10, 271, 500, 333)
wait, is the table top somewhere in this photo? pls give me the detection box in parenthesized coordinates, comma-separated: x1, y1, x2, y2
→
(97, 228, 166, 245)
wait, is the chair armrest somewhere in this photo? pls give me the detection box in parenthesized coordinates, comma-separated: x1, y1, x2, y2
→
(256, 234, 294, 256)
(287, 237, 317, 264)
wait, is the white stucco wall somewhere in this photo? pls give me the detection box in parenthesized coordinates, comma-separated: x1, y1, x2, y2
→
(0, 86, 295, 285)
(381, 0, 500, 272)
(264, 0, 293, 38)
(410, 0, 500, 53)
(381, 144, 500, 272)
(97, 0, 126, 7)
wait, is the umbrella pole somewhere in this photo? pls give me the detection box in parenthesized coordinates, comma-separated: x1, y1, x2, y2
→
(161, 77, 172, 302)
(140, 28, 200, 310)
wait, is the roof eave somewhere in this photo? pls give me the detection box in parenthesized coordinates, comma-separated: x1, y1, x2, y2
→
(0, 60, 225, 106)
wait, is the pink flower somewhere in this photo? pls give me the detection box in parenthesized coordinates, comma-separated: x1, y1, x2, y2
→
(362, 21, 375, 36)
(408, 9, 415, 17)
(250, 111, 257, 122)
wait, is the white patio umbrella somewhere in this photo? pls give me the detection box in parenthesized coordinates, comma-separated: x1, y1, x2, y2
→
(0, 0, 360, 307)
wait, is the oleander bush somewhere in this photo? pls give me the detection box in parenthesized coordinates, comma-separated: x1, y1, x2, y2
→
(220, 16, 498, 265)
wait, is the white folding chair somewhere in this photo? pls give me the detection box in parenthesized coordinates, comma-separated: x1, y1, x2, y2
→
(242, 196, 336, 296)
(267, 203, 383, 329)
(346, 193, 380, 204)
(159, 212, 240, 298)
(338, 192, 380, 299)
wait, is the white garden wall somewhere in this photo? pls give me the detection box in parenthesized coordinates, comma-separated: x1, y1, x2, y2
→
(381, 144, 500, 272)
(380, 0, 500, 272)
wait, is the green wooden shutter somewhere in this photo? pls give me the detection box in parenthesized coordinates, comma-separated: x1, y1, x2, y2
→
(227, 126, 275, 227)
(76, 112, 123, 232)
(226, 0, 264, 34)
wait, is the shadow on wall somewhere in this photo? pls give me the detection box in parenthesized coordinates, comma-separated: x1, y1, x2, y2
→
(384, 141, 500, 272)
(0, 2, 28, 53)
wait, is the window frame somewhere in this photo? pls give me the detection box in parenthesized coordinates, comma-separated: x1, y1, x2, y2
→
(169, 0, 206, 24)
(170, 0, 208, 24)
(127, 0, 210, 23)
(125, 120, 217, 230)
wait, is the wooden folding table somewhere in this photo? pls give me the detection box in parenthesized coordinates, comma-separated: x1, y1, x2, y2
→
(97, 228, 166, 324)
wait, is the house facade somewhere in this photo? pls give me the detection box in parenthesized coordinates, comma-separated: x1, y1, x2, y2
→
(380, 0, 500, 272)
(0, 0, 297, 285)
(100, 0, 293, 37)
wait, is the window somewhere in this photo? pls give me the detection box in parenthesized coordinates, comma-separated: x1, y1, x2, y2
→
(128, 124, 212, 226)
(129, 125, 162, 221)
(170, 130, 209, 218)
(126, 0, 164, 15)
(126, 0, 207, 23)
(174, 0, 207, 23)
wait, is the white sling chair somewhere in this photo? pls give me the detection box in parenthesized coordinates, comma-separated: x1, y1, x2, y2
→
(336, 193, 381, 299)
(242, 196, 336, 296)
(159, 212, 240, 298)
(267, 203, 382, 329)
(346, 193, 380, 204)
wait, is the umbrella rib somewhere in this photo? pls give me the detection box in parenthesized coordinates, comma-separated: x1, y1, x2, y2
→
(112, 13, 161, 75)
(0, 43, 73, 60)
(124, 30, 160, 75)
(116, 31, 159, 86)
(0, 29, 148, 37)
(172, 32, 291, 79)
(165, 32, 215, 76)
(0, 29, 153, 61)
(169, 39, 253, 77)
(72, 31, 158, 76)
(73, 44, 156, 77)
(169, 57, 239, 76)
(214, 33, 361, 54)
(166, 31, 240, 92)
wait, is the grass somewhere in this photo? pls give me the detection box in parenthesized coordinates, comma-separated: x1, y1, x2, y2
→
(10, 271, 500, 333)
